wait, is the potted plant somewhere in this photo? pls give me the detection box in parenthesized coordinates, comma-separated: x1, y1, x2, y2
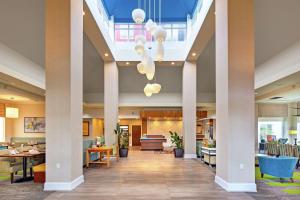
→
(169, 131, 184, 158)
(114, 123, 129, 157)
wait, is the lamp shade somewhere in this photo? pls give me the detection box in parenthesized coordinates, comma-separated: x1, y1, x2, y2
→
(132, 9, 145, 24)
(155, 26, 167, 42)
(5, 107, 19, 118)
(135, 35, 146, 44)
(145, 19, 157, 35)
(144, 83, 153, 97)
(289, 130, 298, 135)
(155, 42, 164, 61)
(137, 62, 146, 74)
(144, 56, 155, 80)
(151, 83, 161, 94)
(134, 41, 145, 55)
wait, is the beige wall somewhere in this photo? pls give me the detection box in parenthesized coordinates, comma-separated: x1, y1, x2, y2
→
(4, 103, 45, 141)
(83, 118, 104, 140)
(147, 120, 183, 139)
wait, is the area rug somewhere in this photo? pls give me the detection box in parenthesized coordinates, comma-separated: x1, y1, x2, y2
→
(256, 167, 300, 195)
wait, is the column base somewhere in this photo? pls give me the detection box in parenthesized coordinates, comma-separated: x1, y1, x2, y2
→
(215, 175, 257, 192)
(184, 154, 197, 159)
(44, 175, 84, 191)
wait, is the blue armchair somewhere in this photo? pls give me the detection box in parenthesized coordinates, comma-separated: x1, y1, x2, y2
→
(258, 156, 298, 182)
(83, 140, 99, 167)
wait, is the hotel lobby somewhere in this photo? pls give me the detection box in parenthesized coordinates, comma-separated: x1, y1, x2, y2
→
(0, 0, 300, 199)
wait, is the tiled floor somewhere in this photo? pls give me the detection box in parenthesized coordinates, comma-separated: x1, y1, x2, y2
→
(1, 149, 299, 200)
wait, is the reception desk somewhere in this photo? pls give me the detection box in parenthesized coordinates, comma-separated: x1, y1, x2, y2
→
(140, 135, 166, 150)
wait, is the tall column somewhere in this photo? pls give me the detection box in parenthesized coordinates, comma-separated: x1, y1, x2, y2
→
(215, 0, 256, 192)
(182, 61, 197, 158)
(104, 62, 119, 146)
(45, 0, 83, 191)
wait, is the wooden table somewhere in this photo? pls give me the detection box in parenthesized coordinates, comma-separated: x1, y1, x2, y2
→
(0, 152, 45, 183)
(86, 147, 118, 168)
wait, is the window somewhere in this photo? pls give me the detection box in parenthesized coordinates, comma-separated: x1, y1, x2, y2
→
(0, 117, 5, 142)
(114, 22, 187, 42)
(258, 119, 283, 143)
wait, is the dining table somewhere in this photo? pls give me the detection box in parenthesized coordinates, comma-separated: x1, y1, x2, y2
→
(0, 151, 45, 183)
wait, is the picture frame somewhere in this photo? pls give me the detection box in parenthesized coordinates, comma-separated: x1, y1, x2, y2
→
(83, 121, 89, 136)
(24, 117, 45, 133)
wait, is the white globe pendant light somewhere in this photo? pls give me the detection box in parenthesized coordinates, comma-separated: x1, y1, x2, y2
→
(137, 62, 146, 74)
(152, 83, 162, 94)
(135, 35, 146, 44)
(155, 26, 167, 42)
(132, 8, 145, 24)
(144, 56, 155, 80)
(144, 83, 153, 97)
(145, 19, 157, 35)
(134, 41, 145, 55)
(155, 42, 164, 61)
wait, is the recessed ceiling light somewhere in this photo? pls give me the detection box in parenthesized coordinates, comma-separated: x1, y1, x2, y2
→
(126, 62, 130, 65)
(171, 62, 175, 65)
(104, 53, 109, 57)
(192, 53, 196, 57)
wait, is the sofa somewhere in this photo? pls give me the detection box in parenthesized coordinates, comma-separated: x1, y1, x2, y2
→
(258, 155, 298, 181)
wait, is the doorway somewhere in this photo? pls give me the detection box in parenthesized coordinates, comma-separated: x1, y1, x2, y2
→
(132, 125, 141, 146)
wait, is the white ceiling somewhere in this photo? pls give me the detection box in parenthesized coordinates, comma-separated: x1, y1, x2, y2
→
(254, 0, 300, 66)
(0, 0, 44, 67)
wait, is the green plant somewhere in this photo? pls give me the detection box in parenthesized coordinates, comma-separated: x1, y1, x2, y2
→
(114, 123, 129, 149)
(169, 131, 183, 149)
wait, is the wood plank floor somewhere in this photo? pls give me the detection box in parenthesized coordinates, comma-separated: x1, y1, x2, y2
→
(1, 149, 298, 200)
(45, 149, 257, 200)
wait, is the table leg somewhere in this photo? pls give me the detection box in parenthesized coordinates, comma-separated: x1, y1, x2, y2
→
(23, 157, 27, 179)
(106, 150, 110, 168)
(86, 150, 90, 168)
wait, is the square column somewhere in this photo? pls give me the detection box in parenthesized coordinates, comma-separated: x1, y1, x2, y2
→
(215, 0, 256, 192)
(45, 0, 83, 191)
(182, 61, 197, 158)
(104, 62, 119, 146)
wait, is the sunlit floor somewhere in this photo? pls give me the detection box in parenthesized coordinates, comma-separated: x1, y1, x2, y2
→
(1, 149, 299, 200)
(45, 148, 255, 200)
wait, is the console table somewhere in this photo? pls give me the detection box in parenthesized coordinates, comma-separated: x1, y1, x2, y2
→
(201, 147, 216, 167)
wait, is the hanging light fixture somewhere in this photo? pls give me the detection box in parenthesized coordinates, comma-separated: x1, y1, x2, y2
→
(144, 83, 153, 97)
(132, 0, 145, 24)
(145, 19, 157, 35)
(151, 83, 162, 94)
(155, 26, 167, 43)
(144, 55, 155, 80)
(155, 42, 164, 61)
(137, 62, 146, 74)
(134, 42, 145, 55)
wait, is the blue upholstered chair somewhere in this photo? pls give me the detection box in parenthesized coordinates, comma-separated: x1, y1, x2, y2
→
(258, 156, 298, 182)
(83, 140, 99, 166)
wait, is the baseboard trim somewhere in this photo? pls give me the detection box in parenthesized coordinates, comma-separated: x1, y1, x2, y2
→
(215, 175, 257, 192)
(44, 175, 84, 191)
(184, 154, 197, 159)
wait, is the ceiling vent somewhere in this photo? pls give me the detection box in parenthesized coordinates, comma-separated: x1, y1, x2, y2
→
(269, 96, 283, 100)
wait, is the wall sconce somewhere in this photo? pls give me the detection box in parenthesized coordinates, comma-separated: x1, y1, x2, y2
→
(5, 107, 19, 118)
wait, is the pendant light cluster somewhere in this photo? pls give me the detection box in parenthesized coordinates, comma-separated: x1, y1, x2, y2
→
(132, 0, 166, 97)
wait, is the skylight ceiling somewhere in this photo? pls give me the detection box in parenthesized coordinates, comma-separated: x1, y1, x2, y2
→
(101, 0, 198, 23)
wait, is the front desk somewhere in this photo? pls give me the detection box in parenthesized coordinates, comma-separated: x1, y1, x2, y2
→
(140, 135, 166, 150)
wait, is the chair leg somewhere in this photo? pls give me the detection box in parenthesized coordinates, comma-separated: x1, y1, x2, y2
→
(15, 171, 18, 175)
(10, 173, 14, 184)
(30, 168, 33, 177)
(261, 173, 264, 178)
(280, 178, 284, 183)
(290, 178, 294, 183)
